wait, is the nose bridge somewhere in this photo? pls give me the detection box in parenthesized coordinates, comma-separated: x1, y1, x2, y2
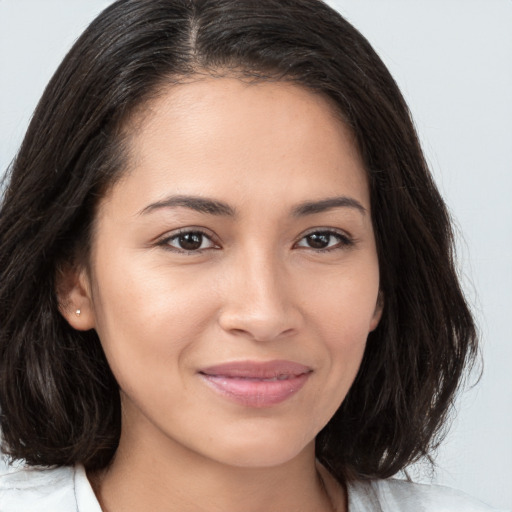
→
(218, 245, 299, 341)
(244, 249, 283, 308)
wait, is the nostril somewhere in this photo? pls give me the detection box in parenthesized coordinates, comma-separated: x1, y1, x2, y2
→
(220, 320, 298, 342)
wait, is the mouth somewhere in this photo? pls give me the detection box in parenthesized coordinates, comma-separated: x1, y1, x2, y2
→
(198, 360, 312, 408)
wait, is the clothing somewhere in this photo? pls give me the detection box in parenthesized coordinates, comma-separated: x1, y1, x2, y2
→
(348, 479, 507, 512)
(0, 462, 507, 512)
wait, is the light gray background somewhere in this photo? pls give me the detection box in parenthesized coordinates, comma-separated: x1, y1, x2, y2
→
(1, 1, 511, 509)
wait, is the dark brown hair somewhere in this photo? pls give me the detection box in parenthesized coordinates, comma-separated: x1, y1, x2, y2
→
(0, 0, 477, 481)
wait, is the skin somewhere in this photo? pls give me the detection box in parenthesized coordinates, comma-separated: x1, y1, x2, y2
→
(60, 78, 382, 512)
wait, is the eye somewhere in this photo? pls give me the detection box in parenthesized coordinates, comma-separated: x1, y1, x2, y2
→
(295, 230, 353, 251)
(160, 230, 218, 253)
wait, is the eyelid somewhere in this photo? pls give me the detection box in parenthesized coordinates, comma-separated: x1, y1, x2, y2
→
(293, 227, 355, 251)
(155, 227, 221, 253)
(153, 226, 355, 254)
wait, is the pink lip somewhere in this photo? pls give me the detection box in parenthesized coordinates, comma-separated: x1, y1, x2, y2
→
(199, 360, 312, 408)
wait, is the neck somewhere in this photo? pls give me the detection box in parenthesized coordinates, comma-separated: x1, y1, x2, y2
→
(89, 421, 345, 512)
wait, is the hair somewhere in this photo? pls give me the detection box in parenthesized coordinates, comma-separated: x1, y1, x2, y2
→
(0, 0, 477, 481)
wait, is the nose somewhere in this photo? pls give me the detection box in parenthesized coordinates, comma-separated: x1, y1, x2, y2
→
(217, 251, 302, 342)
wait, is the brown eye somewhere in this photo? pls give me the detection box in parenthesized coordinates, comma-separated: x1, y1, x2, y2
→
(164, 231, 216, 252)
(177, 232, 203, 250)
(305, 233, 331, 249)
(295, 230, 353, 251)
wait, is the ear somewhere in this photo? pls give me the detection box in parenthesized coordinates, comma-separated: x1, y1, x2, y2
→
(55, 263, 96, 331)
(369, 291, 384, 332)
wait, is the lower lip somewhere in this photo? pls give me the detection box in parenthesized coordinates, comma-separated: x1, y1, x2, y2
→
(200, 373, 311, 408)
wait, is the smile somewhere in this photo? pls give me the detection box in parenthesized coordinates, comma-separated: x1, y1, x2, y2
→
(198, 360, 312, 408)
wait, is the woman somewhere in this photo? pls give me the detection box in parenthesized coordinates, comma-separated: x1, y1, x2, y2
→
(0, 0, 503, 510)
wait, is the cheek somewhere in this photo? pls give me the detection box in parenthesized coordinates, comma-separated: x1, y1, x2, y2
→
(89, 251, 220, 381)
(302, 260, 380, 336)
(300, 261, 379, 384)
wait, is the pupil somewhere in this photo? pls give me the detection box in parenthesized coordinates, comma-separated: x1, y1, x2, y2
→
(307, 233, 330, 249)
(179, 233, 202, 250)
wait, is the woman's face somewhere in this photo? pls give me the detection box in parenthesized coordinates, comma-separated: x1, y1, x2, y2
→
(71, 78, 381, 468)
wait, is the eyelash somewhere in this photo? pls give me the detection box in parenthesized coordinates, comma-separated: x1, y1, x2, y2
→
(156, 228, 355, 254)
(294, 229, 355, 252)
(156, 228, 220, 254)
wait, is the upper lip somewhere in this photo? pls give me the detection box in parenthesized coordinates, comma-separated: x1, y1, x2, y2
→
(199, 360, 312, 379)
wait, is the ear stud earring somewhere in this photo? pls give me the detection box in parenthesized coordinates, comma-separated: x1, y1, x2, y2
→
(76, 309, 81, 316)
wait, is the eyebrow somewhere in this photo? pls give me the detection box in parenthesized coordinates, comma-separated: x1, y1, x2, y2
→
(138, 194, 366, 218)
(292, 196, 367, 217)
(139, 195, 236, 217)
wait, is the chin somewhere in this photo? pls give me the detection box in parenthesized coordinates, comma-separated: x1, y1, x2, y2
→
(202, 427, 316, 469)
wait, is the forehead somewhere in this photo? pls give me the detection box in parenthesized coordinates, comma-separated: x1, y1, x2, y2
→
(106, 77, 369, 215)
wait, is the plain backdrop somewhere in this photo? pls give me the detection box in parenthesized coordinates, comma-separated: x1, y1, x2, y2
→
(1, 1, 511, 509)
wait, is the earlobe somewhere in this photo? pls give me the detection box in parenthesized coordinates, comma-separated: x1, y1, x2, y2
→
(369, 291, 384, 332)
(55, 263, 96, 331)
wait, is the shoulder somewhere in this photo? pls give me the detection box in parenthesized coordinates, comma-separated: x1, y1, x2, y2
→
(348, 478, 508, 512)
(0, 460, 101, 512)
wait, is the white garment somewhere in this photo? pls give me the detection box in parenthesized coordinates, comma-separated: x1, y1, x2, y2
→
(0, 462, 507, 512)
(348, 479, 507, 512)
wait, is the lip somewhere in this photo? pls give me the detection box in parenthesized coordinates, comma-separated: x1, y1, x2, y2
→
(198, 360, 312, 408)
